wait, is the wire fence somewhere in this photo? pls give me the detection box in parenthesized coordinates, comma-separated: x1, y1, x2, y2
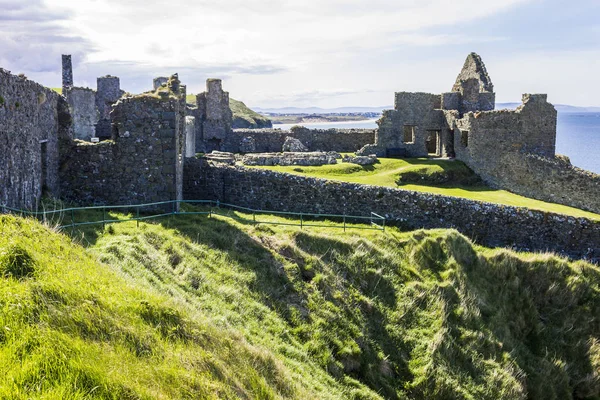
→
(1, 200, 386, 232)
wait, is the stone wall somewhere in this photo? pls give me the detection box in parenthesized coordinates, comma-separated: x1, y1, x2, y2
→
(359, 93, 448, 157)
(192, 78, 232, 152)
(0, 68, 61, 209)
(65, 87, 98, 140)
(61, 54, 73, 93)
(183, 161, 600, 260)
(449, 94, 600, 213)
(225, 127, 375, 153)
(60, 89, 186, 207)
(357, 53, 497, 158)
(95, 75, 123, 139)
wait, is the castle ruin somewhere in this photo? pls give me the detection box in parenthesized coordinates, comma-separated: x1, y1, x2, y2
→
(0, 52, 599, 229)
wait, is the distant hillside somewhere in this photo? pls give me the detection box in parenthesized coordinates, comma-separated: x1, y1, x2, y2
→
(256, 106, 390, 114)
(186, 94, 272, 129)
(230, 98, 272, 129)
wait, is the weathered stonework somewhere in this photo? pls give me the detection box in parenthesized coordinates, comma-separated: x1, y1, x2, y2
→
(61, 54, 73, 93)
(184, 162, 600, 260)
(343, 154, 377, 165)
(226, 127, 375, 153)
(60, 77, 187, 207)
(0, 68, 61, 209)
(64, 87, 98, 140)
(2, 52, 600, 260)
(449, 53, 495, 114)
(282, 136, 308, 152)
(241, 152, 338, 166)
(191, 78, 232, 152)
(239, 136, 256, 153)
(357, 52, 599, 214)
(95, 75, 124, 139)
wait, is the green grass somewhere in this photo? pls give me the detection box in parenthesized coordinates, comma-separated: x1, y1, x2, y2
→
(250, 157, 600, 220)
(1, 211, 599, 399)
(229, 98, 272, 129)
(186, 94, 272, 129)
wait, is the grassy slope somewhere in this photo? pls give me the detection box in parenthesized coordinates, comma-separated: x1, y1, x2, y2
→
(186, 94, 271, 129)
(2, 212, 600, 399)
(250, 158, 600, 220)
(230, 98, 272, 129)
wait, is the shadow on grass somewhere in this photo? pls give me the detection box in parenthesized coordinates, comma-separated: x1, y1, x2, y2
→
(395, 158, 493, 192)
(160, 214, 412, 398)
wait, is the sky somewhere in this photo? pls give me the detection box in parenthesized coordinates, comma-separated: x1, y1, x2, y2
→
(1, 0, 599, 108)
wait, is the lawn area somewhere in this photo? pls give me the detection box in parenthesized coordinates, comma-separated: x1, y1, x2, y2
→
(249, 157, 600, 220)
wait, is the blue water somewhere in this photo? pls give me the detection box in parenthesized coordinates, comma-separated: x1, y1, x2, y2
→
(556, 113, 600, 173)
(277, 113, 600, 174)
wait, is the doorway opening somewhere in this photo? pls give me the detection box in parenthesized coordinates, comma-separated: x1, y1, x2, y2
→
(40, 140, 48, 195)
(425, 130, 441, 156)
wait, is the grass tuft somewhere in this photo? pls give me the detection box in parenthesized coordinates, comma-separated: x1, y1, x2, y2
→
(0, 243, 36, 279)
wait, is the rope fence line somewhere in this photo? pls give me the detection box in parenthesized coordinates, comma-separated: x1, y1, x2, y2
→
(1, 200, 386, 232)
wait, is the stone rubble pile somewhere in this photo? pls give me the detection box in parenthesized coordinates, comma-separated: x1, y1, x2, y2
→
(204, 151, 236, 165)
(282, 136, 308, 152)
(343, 154, 378, 165)
(242, 152, 338, 166)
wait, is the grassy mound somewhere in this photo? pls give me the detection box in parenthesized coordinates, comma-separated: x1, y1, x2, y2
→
(252, 158, 600, 220)
(395, 162, 480, 186)
(186, 95, 272, 129)
(230, 98, 272, 129)
(1, 212, 599, 399)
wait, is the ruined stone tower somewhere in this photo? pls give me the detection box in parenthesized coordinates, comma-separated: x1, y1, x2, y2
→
(193, 78, 232, 152)
(95, 75, 123, 139)
(61, 55, 73, 93)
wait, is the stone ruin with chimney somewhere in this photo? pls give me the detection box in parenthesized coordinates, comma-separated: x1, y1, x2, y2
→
(0, 52, 599, 220)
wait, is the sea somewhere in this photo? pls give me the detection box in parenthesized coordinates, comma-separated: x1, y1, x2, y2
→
(275, 113, 600, 174)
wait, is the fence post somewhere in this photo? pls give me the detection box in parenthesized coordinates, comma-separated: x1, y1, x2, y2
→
(343, 215, 346, 232)
(71, 209, 74, 228)
(103, 207, 106, 230)
(253, 211, 256, 225)
(300, 214, 303, 229)
(136, 207, 140, 228)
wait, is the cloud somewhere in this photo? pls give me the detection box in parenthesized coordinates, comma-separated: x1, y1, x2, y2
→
(0, 0, 91, 76)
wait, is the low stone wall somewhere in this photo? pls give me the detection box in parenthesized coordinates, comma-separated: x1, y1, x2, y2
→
(481, 153, 600, 215)
(225, 127, 375, 153)
(183, 160, 600, 260)
(242, 152, 338, 166)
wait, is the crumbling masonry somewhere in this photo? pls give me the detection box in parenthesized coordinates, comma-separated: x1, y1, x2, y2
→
(1, 53, 599, 256)
(357, 53, 600, 214)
